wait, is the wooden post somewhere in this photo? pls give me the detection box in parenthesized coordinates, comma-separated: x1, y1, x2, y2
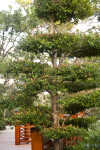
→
(31, 127, 43, 150)
(15, 125, 20, 145)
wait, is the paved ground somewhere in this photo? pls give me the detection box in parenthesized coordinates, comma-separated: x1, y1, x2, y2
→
(0, 126, 31, 150)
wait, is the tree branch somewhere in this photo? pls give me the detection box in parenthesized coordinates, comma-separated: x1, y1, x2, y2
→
(32, 105, 52, 115)
(59, 53, 66, 65)
(3, 31, 22, 57)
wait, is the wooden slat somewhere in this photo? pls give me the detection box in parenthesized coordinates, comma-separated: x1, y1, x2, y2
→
(21, 132, 31, 134)
(20, 136, 31, 139)
(20, 140, 31, 142)
(20, 126, 34, 129)
(20, 129, 31, 132)
(20, 133, 31, 135)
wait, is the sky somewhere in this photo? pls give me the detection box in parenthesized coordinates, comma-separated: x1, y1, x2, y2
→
(0, 0, 18, 11)
(72, 16, 100, 33)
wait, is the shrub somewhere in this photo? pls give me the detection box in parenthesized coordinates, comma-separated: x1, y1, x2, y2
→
(64, 117, 96, 129)
(0, 120, 5, 130)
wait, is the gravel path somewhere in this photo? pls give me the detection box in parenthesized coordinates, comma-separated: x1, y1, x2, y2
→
(0, 126, 31, 150)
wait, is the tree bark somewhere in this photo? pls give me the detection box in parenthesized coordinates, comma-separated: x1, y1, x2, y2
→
(59, 53, 66, 66)
(49, 15, 64, 150)
(51, 93, 59, 128)
(3, 109, 7, 117)
(49, 15, 58, 67)
(54, 139, 64, 150)
(49, 16, 55, 34)
(51, 49, 58, 67)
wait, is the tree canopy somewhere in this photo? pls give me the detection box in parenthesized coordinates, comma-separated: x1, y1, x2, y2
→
(34, 0, 93, 23)
(18, 33, 100, 60)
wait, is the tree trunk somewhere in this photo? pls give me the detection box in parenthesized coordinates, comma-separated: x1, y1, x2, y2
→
(51, 49, 58, 67)
(51, 93, 59, 128)
(49, 15, 58, 67)
(54, 139, 64, 150)
(49, 15, 63, 150)
(49, 16, 55, 34)
(3, 109, 7, 117)
(54, 140, 60, 150)
(49, 92, 63, 150)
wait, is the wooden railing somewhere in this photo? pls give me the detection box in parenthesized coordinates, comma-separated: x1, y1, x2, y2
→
(59, 111, 84, 119)
(15, 123, 34, 145)
(71, 111, 84, 119)
(64, 136, 82, 146)
(59, 112, 84, 146)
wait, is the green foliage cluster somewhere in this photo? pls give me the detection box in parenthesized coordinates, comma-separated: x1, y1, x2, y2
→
(34, 0, 92, 23)
(6, 60, 46, 77)
(0, 84, 7, 95)
(64, 79, 98, 93)
(5, 59, 100, 112)
(0, 108, 5, 130)
(64, 117, 97, 129)
(0, 120, 5, 130)
(87, 107, 100, 120)
(91, 0, 100, 14)
(0, 108, 4, 120)
(18, 33, 100, 58)
(85, 122, 100, 150)
(6, 59, 100, 93)
(0, 97, 15, 111)
(0, 9, 25, 34)
(63, 122, 100, 150)
(10, 108, 52, 128)
(61, 89, 100, 114)
(42, 126, 86, 140)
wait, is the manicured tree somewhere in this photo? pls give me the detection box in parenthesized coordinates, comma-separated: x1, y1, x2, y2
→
(5, 1, 100, 150)
(18, 1, 93, 132)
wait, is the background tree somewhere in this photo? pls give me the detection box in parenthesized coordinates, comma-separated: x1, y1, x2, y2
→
(15, 0, 44, 35)
(0, 8, 26, 58)
(0, 3, 40, 58)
